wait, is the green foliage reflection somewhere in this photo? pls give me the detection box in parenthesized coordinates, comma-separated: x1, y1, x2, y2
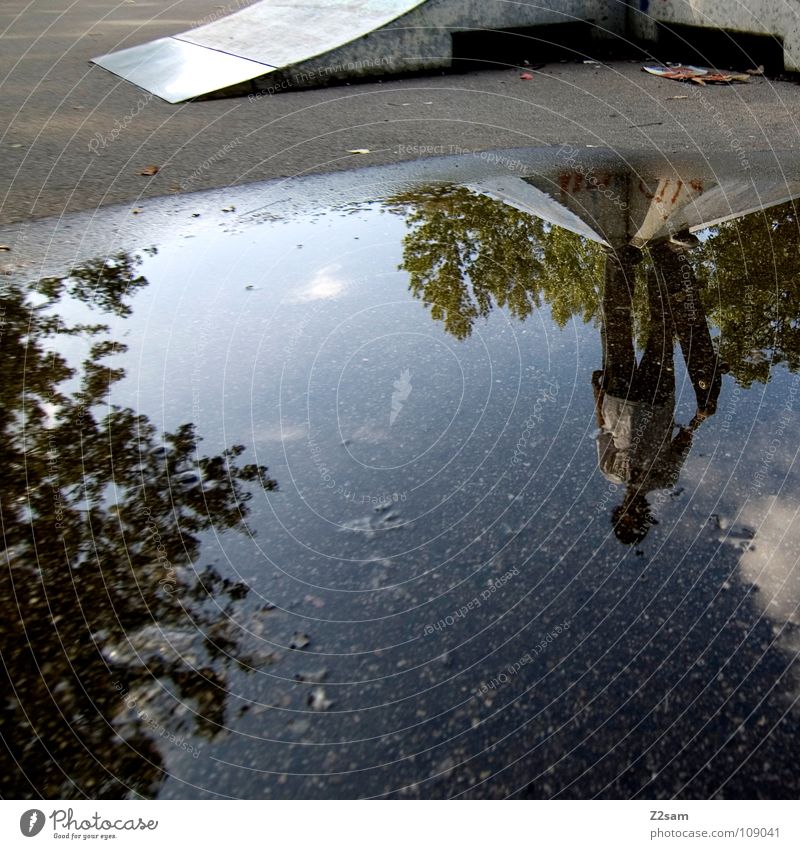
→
(389, 185, 800, 387)
(0, 253, 276, 798)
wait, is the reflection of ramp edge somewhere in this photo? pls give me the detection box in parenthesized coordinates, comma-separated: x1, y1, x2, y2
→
(468, 173, 800, 248)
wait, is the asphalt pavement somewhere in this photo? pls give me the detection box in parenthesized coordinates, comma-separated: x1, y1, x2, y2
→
(2, 0, 800, 225)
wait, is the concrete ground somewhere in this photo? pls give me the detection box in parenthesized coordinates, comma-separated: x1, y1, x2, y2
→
(2, 0, 800, 225)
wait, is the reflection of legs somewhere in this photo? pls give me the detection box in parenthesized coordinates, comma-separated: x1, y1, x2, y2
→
(675, 286, 721, 417)
(601, 246, 640, 397)
(650, 243, 721, 416)
(600, 247, 658, 547)
(635, 262, 675, 406)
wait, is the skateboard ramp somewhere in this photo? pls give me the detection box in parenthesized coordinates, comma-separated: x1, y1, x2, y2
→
(92, 0, 621, 102)
(93, 1, 427, 103)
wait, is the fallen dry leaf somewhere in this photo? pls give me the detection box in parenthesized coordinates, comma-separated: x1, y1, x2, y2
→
(0, 245, 10, 252)
(644, 64, 750, 85)
(703, 71, 750, 83)
(347, 149, 371, 155)
(139, 165, 159, 176)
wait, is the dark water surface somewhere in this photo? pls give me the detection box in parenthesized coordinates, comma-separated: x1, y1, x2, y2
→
(3, 151, 800, 799)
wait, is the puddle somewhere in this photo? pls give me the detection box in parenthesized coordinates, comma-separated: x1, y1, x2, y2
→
(3, 150, 800, 798)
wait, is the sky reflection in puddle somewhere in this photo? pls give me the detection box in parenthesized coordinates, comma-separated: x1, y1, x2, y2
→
(3, 152, 800, 799)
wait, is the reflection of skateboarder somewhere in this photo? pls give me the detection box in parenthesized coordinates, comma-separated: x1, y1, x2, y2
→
(594, 240, 723, 544)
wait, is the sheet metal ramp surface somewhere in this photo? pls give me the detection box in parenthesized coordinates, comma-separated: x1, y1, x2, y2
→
(92, 0, 429, 102)
(91, 0, 615, 102)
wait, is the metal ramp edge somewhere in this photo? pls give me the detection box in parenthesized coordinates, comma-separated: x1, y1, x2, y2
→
(92, 0, 430, 103)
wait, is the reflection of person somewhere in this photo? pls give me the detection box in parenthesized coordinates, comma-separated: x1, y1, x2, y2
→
(593, 239, 723, 544)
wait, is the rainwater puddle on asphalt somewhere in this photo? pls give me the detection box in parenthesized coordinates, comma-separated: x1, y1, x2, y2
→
(3, 150, 800, 798)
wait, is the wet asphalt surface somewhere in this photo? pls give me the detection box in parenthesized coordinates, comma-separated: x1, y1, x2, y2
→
(3, 1, 800, 802)
(3, 148, 800, 798)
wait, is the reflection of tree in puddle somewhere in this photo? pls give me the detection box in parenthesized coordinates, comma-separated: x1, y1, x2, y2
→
(699, 199, 800, 387)
(389, 185, 800, 389)
(0, 254, 277, 797)
(387, 185, 606, 340)
(386, 179, 800, 779)
(389, 183, 800, 549)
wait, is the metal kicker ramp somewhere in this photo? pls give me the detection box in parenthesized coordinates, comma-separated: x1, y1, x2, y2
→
(92, 0, 800, 103)
(91, 0, 620, 102)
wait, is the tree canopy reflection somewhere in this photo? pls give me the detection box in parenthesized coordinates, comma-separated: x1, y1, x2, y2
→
(0, 254, 277, 798)
(387, 186, 605, 341)
(389, 185, 800, 387)
(699, 200, 800, 387)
